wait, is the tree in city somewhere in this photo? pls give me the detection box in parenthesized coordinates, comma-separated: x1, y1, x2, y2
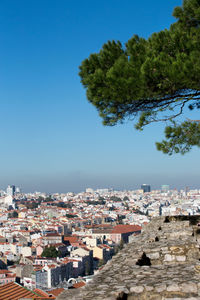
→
(8, 211, 18, 218)
(109, 206, 115, 211)
(110, 196, 121, 202)
(79, 0, 200, 155)
(25, 201, 38, 210)
(66, 213, 78, 218)
(98, 258, 106, 268)
(41, 246, 60, 258)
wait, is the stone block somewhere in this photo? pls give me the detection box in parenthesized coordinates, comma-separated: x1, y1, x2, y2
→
(164, 254, 175, 262)
(148, 252, 160, 260)
(155, 284, 166, 292)
(145, 286, 154, 291)
(180, 282, 197, 293)
(170, 246, 184, 254)
(176, 255, 186, 262)
(164, 298, 186, 300)
(161, 247, 169, 251)
(166, 283, 180, 292)
(130, 286, 144, 293)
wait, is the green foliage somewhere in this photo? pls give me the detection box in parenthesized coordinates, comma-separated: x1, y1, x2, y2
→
(8, 211, 18, 218)
(98, 259, 106, 267)
(156, 121, 200, 154)
(57, 202, 73, 208)
(109, 206, 115, 211)
(110, 196, 121, 202)
(133, 209, 146, 215)
(25, 202, 39, 209)
(43, 195, 53, 202)
(12, 211, 18, 218)
(117, 215, 126, 223)
(41, 246, 60, 258)
(86, 199, 106, 205)
(66, 213, 78, 218)
(37, 196, 44, 202)
(79, 0, 200, 154)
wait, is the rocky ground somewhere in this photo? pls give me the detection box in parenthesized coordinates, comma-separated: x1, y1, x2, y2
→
(57, 216, 200, 300)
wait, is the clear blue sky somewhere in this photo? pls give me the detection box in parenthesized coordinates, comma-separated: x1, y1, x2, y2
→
(0, 0, 199, 193)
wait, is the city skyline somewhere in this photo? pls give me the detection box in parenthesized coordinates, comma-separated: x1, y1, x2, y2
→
(0, 182, 199, 194)
(1, 0, 199, 192)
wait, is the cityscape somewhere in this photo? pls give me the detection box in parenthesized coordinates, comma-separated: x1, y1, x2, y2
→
(0, 183, 199, 297)
(1, 0, 200, 298)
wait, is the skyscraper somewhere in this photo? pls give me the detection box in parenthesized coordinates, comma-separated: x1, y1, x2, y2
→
(141, 184, 151, 193)
(6, 185, 15, 196)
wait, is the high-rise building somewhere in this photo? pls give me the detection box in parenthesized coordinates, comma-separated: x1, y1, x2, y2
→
(141, 184, 151, 193)
(6, 185, 15, 196)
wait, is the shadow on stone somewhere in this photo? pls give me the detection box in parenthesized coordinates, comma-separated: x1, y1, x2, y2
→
(155, 236, 159, 242)
(117, 292, 128, 300)
(136, 252, 151, 266)
(164, 215, 200, 225)
(164, 216, 170, 223)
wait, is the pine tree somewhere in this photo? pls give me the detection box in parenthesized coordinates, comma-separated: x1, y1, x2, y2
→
(79, 0, 200, 155)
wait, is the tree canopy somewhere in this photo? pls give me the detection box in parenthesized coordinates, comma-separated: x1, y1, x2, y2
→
(79, 0, 200, 155)
(8, 211, 18, 218)
(41, 246, 59, 258)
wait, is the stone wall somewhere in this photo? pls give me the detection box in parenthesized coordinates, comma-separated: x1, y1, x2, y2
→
(57, 216, 200, 300)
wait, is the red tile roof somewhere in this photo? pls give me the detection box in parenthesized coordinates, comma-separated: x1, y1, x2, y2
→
(47, 288, 65, 296)
(111, 225, 141, 234)
(73, 281, 86, 288)
(34, 288, 54, 298)
(0, 282, 54, 300)
(0, 270, 13, 274)
(63, 236, 78, 243)
(45, 232, 60, 237)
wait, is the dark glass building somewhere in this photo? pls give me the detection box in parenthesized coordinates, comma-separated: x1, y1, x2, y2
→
(141, 184, 151, 193)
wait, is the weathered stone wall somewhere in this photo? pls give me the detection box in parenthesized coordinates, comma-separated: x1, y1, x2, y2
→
(57, 216, 200, 300)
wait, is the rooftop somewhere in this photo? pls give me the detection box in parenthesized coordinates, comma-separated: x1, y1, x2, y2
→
(0, 282, 53, 300)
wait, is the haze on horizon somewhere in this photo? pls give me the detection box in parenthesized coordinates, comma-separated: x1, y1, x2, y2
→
(0, 0, 199, 193)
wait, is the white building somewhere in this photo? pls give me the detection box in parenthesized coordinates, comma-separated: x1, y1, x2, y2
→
(0, 195, 14, 208)
(6, 185, 15, 196)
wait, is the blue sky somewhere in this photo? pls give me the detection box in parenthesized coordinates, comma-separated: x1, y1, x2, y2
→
(0, 0, 199, 193)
